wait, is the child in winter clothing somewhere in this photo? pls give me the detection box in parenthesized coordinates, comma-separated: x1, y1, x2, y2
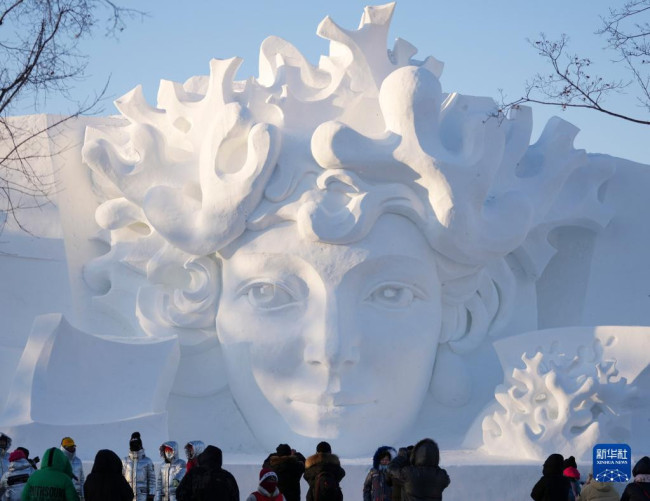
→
(563, 456, 581, 501)
(363, 446, 395, 501)
(246, 469, 285, 501)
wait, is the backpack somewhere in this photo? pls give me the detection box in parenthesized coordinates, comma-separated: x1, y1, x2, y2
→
(315, 471, 342, 501)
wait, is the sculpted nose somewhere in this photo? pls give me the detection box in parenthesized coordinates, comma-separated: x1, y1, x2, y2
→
(304, 297, 359, 370)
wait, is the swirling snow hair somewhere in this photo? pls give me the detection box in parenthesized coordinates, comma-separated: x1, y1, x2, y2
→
(81, 3, 613, 358)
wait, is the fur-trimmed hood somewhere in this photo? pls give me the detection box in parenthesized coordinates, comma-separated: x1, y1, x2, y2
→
(409, 439, 440, 468)
(372, 446, 396, 470)
(270, 454, 303, 468)
(306, 452, 340, 469)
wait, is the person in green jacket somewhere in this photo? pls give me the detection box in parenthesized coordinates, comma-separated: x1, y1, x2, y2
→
(21, 447, 79, 501)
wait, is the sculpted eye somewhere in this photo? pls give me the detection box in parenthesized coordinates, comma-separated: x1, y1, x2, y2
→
(365, 283, 422, 309)
(241, 282, 298, 310)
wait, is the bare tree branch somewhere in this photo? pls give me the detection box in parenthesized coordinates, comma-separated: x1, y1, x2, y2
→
(499, 1, 650, 126)
(0, 0, 146, 233)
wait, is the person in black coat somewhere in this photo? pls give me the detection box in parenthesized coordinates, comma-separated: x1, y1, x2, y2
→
(387, 439, 449, 501)
(386, 445, 413, 501)
(84, 449, 134, 501)
(531, 453, 571, 501)
(621, 456, 650, 501)
(176, 445, 239, 501)
(303, 442, 345, 501)
(263, 444, 305, 501)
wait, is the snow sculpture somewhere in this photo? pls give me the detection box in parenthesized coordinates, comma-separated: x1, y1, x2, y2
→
(75, 2, 615, 455)
(1, 314, 179, 449)
(4, 3, 649, 463)
(483, 338, 635, 460)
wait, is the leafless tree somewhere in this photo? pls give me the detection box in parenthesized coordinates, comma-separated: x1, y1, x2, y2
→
(0, 0, 144, 233)
(498, 0, 650, 126)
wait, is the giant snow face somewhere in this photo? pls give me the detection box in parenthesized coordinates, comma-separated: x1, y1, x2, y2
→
(216, 214, 441, 452)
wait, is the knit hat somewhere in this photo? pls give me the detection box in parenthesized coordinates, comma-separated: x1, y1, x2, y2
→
(259, 468, 278, 492)
(61, 437, 75, 448)
(129, 432, 143, 451)
(9, 449, 26, 462)
(276, 443, 291, 457)
(316, 441, 331, 454)
(563, 466, 580, 480)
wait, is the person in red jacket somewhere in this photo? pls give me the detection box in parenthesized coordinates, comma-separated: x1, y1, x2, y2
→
(246, 469, 285, 501)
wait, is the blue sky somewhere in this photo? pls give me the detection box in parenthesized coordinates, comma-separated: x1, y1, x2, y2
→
(34, 0, 648, 164)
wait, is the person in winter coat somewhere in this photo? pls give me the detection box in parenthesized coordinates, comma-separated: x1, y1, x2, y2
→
(303, 442, 345, 501)
(263, 444, 305, 501)
(21, 447, 79, 501)
(531, 453, 571, 501)
(83, 449, 133, 501)
(155, 442, 186, 501)
(363, 446, 395, 501)
(577, 475, 620, 501)
(387, 439, 449, 501)
(60, 438, 84, 501)
(122, 432, 155, 501)
(621, 456, 650, 501)
(564, 456, 582, 501)
(246, 469, 285, 501)
(386, 446, 413, 501)
(0, 434, 11, 478)
(183, 442, 204, 473)
(175, 445, 238, 501)
(0, 449, 35, 501)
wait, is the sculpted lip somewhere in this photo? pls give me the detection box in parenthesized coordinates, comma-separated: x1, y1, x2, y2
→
(288, 393, 377, 408)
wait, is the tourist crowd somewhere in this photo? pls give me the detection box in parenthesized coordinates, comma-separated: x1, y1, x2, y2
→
(0, 431, 648, 501)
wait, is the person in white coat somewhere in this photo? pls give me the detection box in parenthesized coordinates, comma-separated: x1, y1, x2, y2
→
(61, 437, 85, 501)
(155, 441, 185, 501)
(123, 432, 155, 501)
(0, 449, 35, 501)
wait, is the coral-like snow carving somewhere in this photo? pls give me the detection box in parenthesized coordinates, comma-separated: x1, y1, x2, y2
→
(482, 338, 637, 460)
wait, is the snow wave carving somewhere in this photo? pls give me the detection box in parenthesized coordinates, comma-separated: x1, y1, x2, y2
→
(482, 338, 637, 460)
